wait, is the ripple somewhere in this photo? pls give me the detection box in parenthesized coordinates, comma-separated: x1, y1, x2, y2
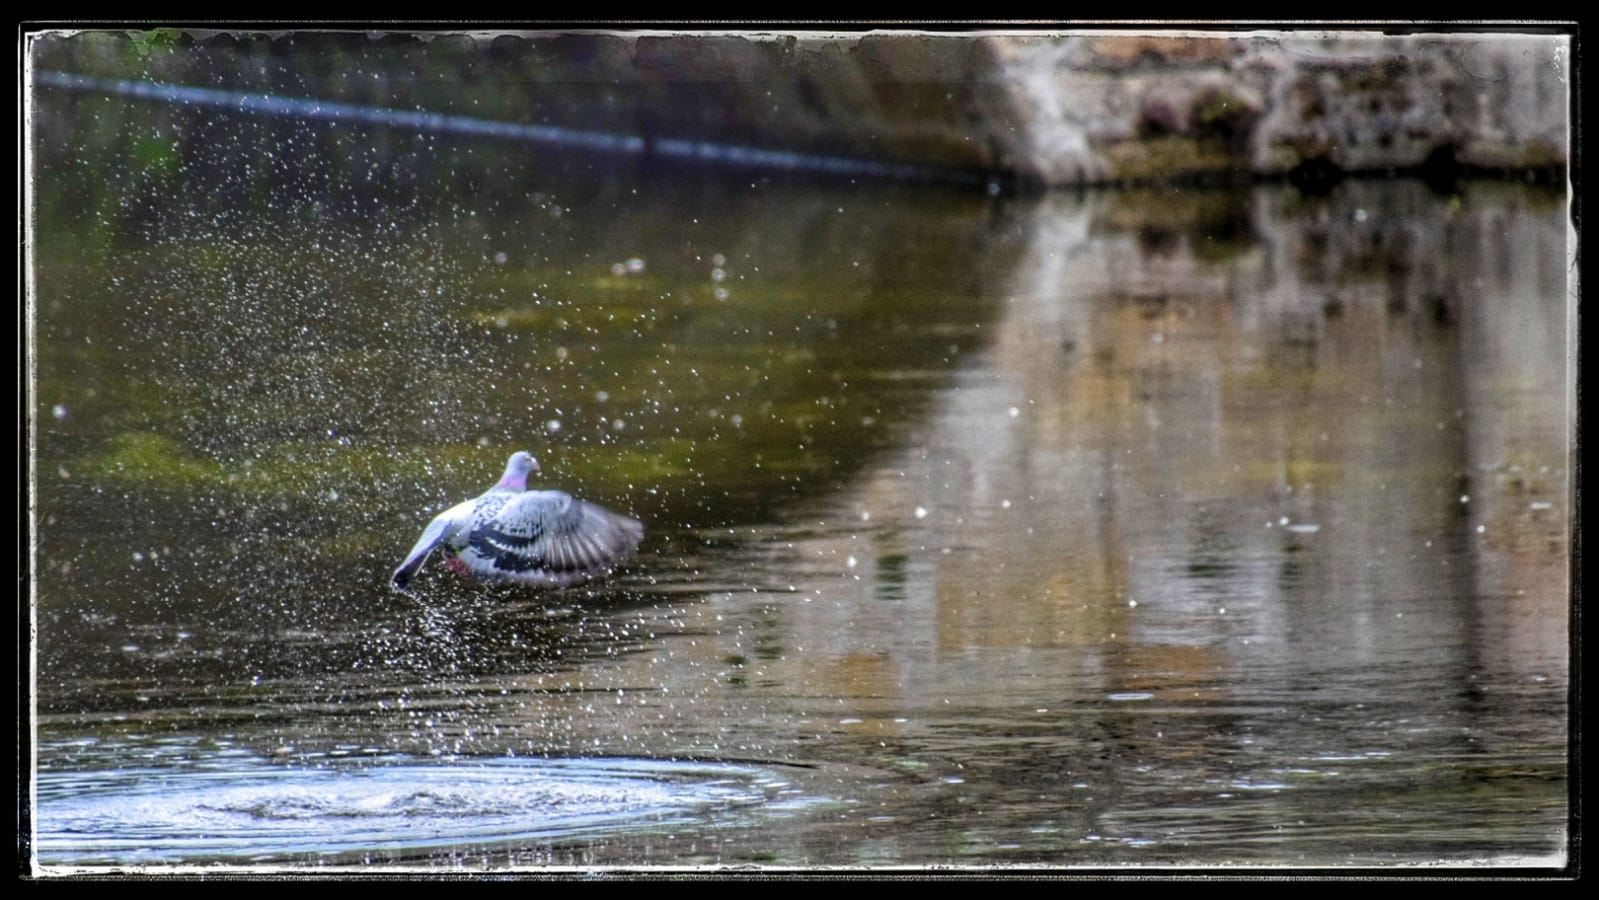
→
(36, 757, 779, 865)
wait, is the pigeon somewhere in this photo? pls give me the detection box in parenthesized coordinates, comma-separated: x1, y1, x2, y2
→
(391, 451, 643, 591)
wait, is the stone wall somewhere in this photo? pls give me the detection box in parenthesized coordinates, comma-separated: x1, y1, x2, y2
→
(29, 29, 1572, 188)
(979, 32, 1570, 185)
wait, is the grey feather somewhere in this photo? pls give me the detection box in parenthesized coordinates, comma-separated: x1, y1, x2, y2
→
(392, 451, 643, 591)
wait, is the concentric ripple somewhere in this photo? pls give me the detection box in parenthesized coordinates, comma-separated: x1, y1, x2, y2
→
(35, 756, 779, 865)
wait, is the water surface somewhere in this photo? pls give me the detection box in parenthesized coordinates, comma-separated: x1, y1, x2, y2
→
(27, 77, 1571, 872)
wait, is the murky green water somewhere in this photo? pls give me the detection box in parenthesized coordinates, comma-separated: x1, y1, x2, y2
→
(26, 67, 1570, 872)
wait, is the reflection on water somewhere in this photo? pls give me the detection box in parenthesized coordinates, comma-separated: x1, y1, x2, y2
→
(27, 89, 1569, 870)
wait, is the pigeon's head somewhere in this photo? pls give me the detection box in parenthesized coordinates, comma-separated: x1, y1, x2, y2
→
(498, 451, 540, 489)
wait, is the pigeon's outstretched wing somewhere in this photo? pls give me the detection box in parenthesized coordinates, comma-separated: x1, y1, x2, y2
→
(461, 490, 645, 587)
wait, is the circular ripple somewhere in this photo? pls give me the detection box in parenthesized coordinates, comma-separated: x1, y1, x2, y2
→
(36, 757, 775, 865)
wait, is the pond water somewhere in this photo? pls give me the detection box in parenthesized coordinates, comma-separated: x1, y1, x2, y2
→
(26, 75, 1571, 872)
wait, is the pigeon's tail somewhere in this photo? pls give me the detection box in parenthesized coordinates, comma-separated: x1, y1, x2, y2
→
(391, 506, 464, 592)
(391, 557, 425, 592)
